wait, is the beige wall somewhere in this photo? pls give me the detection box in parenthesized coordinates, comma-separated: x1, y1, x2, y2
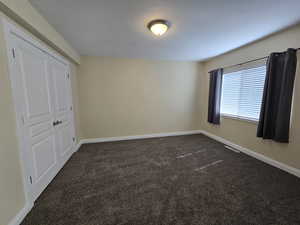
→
(1, 1, 300, 224)
(0, 13, 81, 225)
(0, 0, 80, 64)
(78, 56, 202, 139)
(200, 24, 300, 170)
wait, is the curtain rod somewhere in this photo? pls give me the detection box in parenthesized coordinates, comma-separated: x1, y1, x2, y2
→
(210, 48, 300, 72)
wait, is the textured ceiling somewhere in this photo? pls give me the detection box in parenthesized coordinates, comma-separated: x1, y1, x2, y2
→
(30, 0, 300, 61)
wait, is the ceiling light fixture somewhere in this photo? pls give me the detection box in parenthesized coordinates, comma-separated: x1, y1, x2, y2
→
(147, 19, 171, 36)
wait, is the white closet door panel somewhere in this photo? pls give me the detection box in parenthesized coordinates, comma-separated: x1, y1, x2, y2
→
(57, 122, 73, 157)
(7, 21, 76, 202)
(49, 58, 75, 166)
(29, 120, 53, 138)
(13, 36, 60, 201)
(18, 42, 52, 124)
(31, 134, 56, 180)
(51, 61, 69, 115)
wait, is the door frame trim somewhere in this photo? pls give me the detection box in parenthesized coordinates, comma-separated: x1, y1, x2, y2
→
(2, 17, 75, 206)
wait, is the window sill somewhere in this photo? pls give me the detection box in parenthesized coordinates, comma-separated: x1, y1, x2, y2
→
(221, 113, 258, 124)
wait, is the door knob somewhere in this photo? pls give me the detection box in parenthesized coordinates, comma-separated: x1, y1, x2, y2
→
(53, 120, 62, 126)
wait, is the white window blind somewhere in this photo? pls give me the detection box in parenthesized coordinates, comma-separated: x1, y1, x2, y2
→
(221, 65, 266, 121)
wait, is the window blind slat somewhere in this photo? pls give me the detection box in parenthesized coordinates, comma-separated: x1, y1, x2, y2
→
(221, 65, 266, 121)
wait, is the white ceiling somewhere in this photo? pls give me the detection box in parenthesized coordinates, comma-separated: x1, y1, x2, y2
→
(29, 0, 300, 61)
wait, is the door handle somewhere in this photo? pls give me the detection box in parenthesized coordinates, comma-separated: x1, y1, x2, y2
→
(53, 120, 63, 126)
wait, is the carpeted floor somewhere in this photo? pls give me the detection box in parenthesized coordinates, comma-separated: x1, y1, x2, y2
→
(21, 134, 300, 225)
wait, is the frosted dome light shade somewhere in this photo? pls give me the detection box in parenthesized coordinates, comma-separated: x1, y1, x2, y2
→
(150, 23, 168, 36)
(148, 20, 170, 36)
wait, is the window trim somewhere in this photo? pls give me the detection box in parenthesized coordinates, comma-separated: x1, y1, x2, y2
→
(221, 113, 259, 124)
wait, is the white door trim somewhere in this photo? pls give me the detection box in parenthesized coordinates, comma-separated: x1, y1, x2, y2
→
(2, 17, 76, 210)
(7, 202, 34, 225)
(3, 18, 33, 207)
(3, 18, 69, 67)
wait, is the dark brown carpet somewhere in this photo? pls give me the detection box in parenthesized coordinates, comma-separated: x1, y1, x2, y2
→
(21, 134, 300, 225)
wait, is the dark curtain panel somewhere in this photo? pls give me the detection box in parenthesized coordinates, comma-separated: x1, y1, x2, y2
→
(257, 48, 297, 143)
(207, 68, 223, 124)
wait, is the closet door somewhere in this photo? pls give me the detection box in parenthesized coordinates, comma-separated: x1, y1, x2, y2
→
(49, 57, 75, 167)
(12, 36, 60, 201)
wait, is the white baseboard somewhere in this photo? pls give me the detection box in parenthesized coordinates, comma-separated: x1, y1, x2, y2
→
(200, 130, 300, 178)
(78, 130, 300, 179)
(8, 201, 33, 225)
(75, 142, 82, 152)
(79, 130, 202, 146)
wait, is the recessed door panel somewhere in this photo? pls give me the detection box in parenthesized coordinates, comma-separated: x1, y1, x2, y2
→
(49, 58, 75, 166)
(58, 122, 73, 156)
(32, 134, 56, 180)
(52, 62, 69, 115)
(18, 43, 52, 123)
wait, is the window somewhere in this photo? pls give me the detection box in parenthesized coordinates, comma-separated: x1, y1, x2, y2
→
(221, 65, 266, 121)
